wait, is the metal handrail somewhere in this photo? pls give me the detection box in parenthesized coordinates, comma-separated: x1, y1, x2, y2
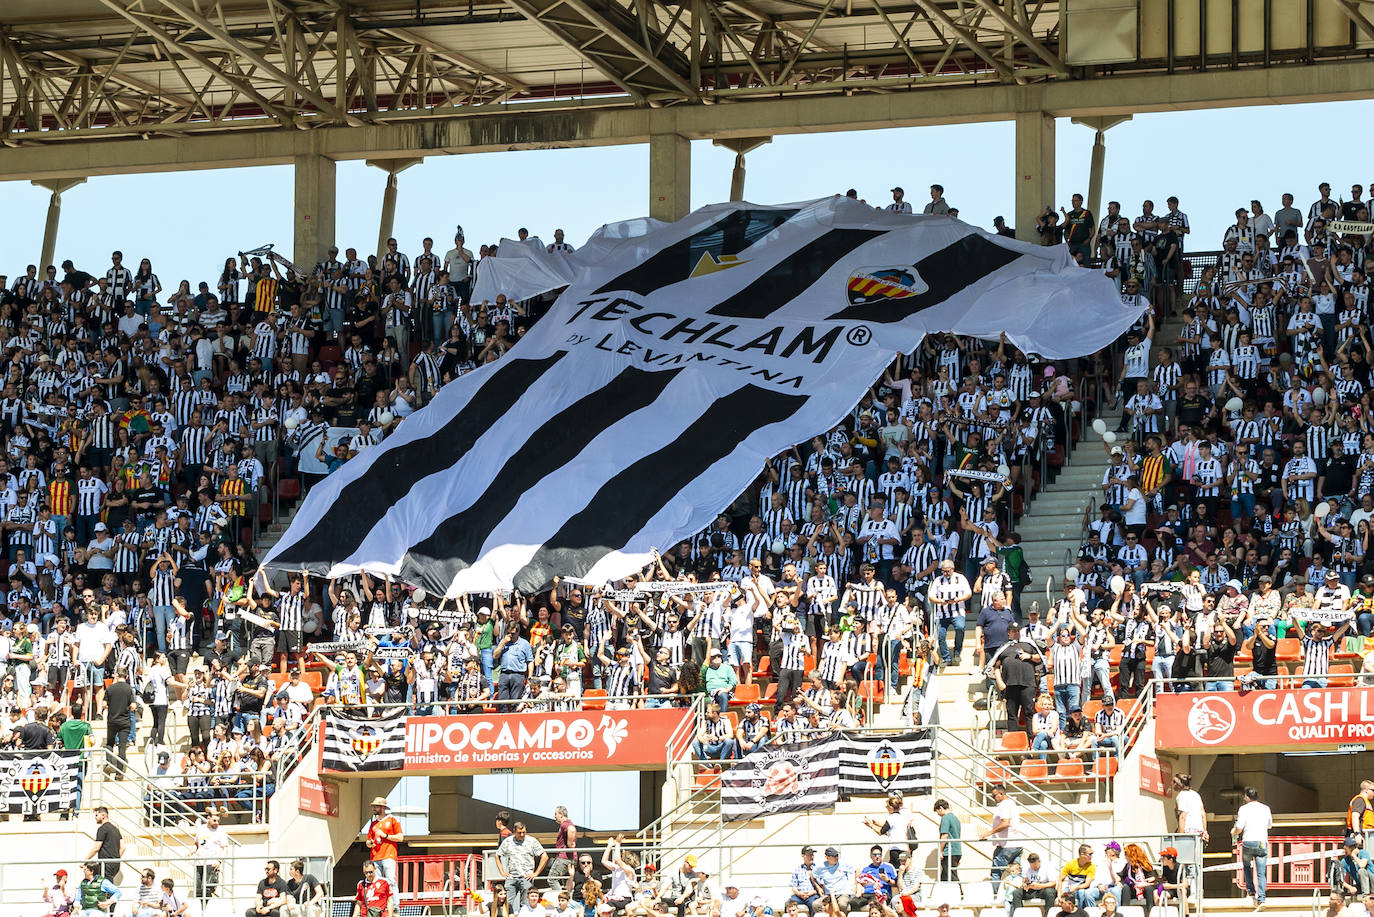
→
(0, 852, 333, 915)
(91, 748, 255, 840)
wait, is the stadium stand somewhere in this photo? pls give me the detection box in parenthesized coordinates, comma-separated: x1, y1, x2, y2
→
(4, 183, 1374, 916)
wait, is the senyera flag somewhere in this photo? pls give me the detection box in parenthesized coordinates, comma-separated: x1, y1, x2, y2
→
(263, 197, 1143, 595)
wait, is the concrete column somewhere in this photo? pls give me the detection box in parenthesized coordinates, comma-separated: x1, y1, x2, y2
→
(649, 133, 691, 222)
(712, 137, 772, 202)
(367, 158, 423, 258)
(293, 153, 337, 269)
(31, 178, 85, 271)
(428, 775, 475, 834)
(1013, 112, 1055, 245)
(1072, 115, 1132, 246)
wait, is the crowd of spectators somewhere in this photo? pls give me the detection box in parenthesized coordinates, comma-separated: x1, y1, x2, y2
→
(5, 179, 1374, 811)
(471, 792, 1195, 917)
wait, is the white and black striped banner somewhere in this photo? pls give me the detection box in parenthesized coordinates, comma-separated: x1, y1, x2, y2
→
(721, 734, 841, 822)
(838, 731, 934, 798)
(0, 751, 80, 815)
(263, 198, 1142, 594)
(321, 710, 407, 772)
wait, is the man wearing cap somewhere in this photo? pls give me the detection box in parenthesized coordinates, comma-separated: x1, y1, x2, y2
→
(735, 703, 772, 755)
(1330, 836, 1372, 898)
(788, 847, 824, 915)
(703, 647, 739, 712)
(494, 623, 534, 702)
(1090, 696, 1125, 756)
(1155, 847, 1187, 909)
(886, 188, 912, 215)
(991, 622, 1041, 739)
(813, 847, 855, 917)
(365, 797, 404, 890)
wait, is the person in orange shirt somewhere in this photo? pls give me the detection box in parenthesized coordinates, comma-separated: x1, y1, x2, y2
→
(365, 797, 404, 890)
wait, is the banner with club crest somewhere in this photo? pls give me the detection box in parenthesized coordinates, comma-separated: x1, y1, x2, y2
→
(721, 734, 840, 822)
(838, 731, 933, 798)
(0, 750, 81, 815)
(321, 710, 407, 772)
(721, 730, 932, 821)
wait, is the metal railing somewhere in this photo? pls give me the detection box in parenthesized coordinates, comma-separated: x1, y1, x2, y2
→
(0, 852, 332, 915)
(475, 833, 1203, 917)
(395, 852, 483, 911)
(90, 748, 256, 839)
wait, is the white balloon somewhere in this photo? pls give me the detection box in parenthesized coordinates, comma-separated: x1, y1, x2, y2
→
(1092, 419, 1107, 435)
(378, 410, 395, 425)
(1102, 431, 1117, 444)
(1109, 575, 1126, 596)
(1224, 397, 1243, 413)
(1065, 567, 1079, 584)
(771, 539, 785, 554)
(283, 416, 299, 430)
(1313, 388, 1327, 405)
(413, 587, 428, 604)
(1316, 502, 1331, 518)
(996, 464, 1010, 478)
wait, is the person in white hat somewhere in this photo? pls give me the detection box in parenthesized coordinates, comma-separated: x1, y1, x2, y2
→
(365, 796, 404, 889)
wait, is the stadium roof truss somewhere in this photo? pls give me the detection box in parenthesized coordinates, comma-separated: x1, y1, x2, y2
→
(0, 0, 1369, 146)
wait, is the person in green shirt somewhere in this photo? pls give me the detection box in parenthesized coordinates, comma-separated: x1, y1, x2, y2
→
(1062, 194, 1096, 263)
(935, 798, 962, 881)
(55, 706, 93, 820)
(702, 647, 739, 711)
(476, 606, 496, 685)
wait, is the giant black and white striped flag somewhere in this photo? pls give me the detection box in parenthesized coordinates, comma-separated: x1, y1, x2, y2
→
(263, 198, 1143, 594)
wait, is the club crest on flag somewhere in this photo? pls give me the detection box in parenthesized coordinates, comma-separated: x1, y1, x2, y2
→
(846, 266, 928, 306)
(351, 726, 383, 760)
(691, 252, 748, 278)
(19, 762, 52, 800)
(866, 740, 905, 789)
(763, 760, 801, 796)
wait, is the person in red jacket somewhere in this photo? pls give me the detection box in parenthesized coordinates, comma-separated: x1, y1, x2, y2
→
(355, 861, 395, 917)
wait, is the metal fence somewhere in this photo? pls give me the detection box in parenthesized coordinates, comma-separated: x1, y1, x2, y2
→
(0, 852, 332, 916)
(463, 833, 1205, 917)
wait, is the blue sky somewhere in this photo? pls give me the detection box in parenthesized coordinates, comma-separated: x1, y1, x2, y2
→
(3, 100, 1372, 286)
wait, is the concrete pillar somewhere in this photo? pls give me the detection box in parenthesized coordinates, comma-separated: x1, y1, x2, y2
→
(367, 158, 423, 258)
(712, 137, 772, 202)
(293, 153, 337, 269)
(649, 133, 691, 222)
(1072, 116, 1132, 246)
(31, 178, 85, 271)
(1013, 112, 1055, 245)
(428, 775, 475, 834)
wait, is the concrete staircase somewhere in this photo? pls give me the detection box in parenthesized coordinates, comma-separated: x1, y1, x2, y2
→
(1013, 407, 1122, 593)
(254, 503, 300, 555)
